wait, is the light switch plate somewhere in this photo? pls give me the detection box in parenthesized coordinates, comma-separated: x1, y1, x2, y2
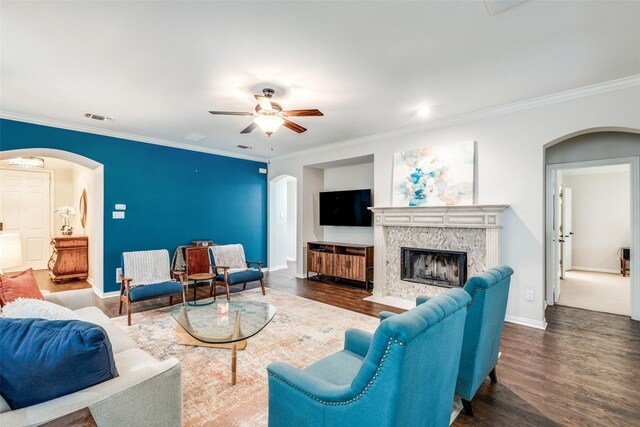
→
(259, 168, 267, 174)
(115, 204, 126, 210)
(112, 211, 125, 219)
(526, 290, 535, 301)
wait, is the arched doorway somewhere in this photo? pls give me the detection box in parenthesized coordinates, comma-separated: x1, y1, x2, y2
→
(269, 175, 297, 271)
(544, 129, 640, 320)
(0, 148, 105, 294)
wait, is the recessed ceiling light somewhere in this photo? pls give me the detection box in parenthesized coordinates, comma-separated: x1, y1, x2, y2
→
(83, 113, 113, 121)
(185, 133, 207, 142)
(417, 106, 431, 118)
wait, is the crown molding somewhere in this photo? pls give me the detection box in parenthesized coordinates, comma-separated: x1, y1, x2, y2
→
(272, 74, 640, 162)
(0, 112, 268, 163)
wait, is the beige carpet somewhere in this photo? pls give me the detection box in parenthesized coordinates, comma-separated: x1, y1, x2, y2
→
(112, 288, 462, 426)
(557, 270, 630, 316)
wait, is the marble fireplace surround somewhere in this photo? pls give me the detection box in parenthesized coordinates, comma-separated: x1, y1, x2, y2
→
(364, 205, 509, 309)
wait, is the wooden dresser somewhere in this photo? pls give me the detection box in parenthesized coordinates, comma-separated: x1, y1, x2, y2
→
(48, 236, 89, 283)
(307, 241, 374, 291)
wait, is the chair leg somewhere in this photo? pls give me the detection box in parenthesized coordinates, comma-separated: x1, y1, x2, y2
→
(225, 282, 230, 300)
(489, 367, 497, 383)
(169, 296, 173, 306)
(259, 278, 266, 295)
(118, 298, 123, 314)
(461, 398, 473, 417)
(243, 282, 247, 290)
(127, 301, 132, 326)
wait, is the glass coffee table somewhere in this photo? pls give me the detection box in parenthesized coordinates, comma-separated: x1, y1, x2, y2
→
(170, 300, 276, 385)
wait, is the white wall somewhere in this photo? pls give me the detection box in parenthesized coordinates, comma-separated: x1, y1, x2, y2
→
(302, 166, 325, 273)
(51, 166, 73, 233)
(269, 85, 640, 328)
(564, 170, 630, 272)
(323, 162, 374, 245)
(71, 163, 95, 282)
(286, 179, 297, 261)
(269, 176, 297, 269)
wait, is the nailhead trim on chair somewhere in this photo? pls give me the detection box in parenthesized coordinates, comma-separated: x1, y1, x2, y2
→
(268, 337, 403, 406)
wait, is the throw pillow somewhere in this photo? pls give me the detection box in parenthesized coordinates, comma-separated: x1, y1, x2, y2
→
(0, 269, 44, 307)
(1, 298, 79, 321)
(0, 318, 119, 409)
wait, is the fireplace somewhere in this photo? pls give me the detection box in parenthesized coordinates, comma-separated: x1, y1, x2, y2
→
(401, 247, 467, 288)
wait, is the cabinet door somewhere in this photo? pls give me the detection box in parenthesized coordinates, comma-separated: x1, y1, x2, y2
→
(319, 253, 334, 276)
(334, 255, 365, 281)
(308, 251, 333, 275)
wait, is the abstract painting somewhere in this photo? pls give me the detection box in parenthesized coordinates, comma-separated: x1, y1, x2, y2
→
(392, 141, 475, 206)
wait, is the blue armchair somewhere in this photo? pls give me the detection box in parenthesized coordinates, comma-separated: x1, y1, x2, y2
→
(119, 249, 186, 325)
(267, 288, 471, 427)
(208, 244, 265, 300)
(381, 266, 514, 416)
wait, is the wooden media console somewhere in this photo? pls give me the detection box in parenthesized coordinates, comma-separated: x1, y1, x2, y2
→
(307, 241, 374, 291)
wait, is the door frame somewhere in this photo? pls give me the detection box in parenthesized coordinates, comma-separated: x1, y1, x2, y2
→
(545, 156, 640, 320)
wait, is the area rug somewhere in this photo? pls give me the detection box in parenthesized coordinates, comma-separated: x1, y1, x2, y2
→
(112, 288, 462, 426)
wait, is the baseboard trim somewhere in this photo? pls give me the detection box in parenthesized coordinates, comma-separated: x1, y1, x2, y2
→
(505, 314, 547, 330)
(297, 272, 316, 279)
(266, 265, 288, 272)
(286, 257, 296, 262)
(570, 267, 620, 274)
(92, 285, 120, 299)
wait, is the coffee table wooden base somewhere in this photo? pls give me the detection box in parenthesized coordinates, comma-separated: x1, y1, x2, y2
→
(175, 324, 247, 385)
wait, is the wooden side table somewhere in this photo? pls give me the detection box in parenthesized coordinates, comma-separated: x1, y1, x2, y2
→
(48, 236, 89, 283)
(620, 247, 630, 277)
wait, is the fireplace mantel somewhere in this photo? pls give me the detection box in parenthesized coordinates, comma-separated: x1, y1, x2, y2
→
(368, 205, 509, 229)
(365, 204, 510, 308)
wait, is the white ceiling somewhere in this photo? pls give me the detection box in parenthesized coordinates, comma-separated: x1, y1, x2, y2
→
(1, 1, 639, 160)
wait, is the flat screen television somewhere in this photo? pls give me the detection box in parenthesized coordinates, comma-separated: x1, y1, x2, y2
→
(320, 189, 372, 227)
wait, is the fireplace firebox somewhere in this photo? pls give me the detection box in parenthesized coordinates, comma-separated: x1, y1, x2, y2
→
(400, 247, 467, 288)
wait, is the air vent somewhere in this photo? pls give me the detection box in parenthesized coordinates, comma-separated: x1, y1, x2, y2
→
(185, 133, 207, 142)
(237, 145, 253, 150)
(83, 113, 113, 121)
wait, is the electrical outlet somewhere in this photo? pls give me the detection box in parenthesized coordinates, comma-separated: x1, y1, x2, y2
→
(116, 268, 122, 283)
(526, 290, 535, 301)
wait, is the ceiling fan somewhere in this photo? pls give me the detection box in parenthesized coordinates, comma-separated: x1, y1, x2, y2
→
(208, 88, 323, 136)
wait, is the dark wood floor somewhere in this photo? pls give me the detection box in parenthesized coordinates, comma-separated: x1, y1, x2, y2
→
(38, 267, 640, 426)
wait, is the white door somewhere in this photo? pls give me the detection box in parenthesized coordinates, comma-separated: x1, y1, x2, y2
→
(563, 188, 573, 271)
(0, 169, 51, 271)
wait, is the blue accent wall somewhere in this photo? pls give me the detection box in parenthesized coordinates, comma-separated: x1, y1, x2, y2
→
(1, 119, 267, 292)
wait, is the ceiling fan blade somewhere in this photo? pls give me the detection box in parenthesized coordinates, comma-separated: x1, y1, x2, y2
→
(284, 109, 324, 117)
(283, 119, 307, 133)
(255, 95, 273, 111)
(208, 111, 253, 116)
(240, 122, 257, 134)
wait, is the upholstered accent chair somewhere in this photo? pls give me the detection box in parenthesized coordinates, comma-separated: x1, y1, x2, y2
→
(451, 265, 513, 415)
(267, 288, 471, 427)
(208, 244, 265, 300)
(119, 249, 186, 325)
(381, 266, 514, 416)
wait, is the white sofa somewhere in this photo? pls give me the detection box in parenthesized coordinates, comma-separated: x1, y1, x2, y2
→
(0, 289, 182, 427)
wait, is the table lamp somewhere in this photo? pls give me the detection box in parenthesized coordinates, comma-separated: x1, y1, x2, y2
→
(0, 233, 22, 274)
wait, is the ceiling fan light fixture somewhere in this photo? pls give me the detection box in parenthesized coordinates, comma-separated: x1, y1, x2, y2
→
(254, 115, 284, 136)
